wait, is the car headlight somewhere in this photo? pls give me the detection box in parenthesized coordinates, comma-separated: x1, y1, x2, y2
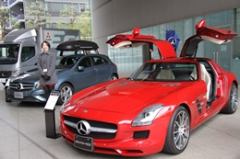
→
(5, 78, 10, 87)
(132, 104, 164, 127)
(60, 102, 74, 112)
(34, 81, 40, 89)
(11, 69, 20, 77)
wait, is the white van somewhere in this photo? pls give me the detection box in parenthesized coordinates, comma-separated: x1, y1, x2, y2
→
(0, 27, 79, 85)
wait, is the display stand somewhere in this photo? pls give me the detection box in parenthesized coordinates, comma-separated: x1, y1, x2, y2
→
(44, 91, 60, 139)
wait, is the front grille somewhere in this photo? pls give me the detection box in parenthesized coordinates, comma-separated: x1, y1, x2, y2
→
(0, 71, 11, 78)
(10, 82, 34, 90)
(64, 115, 117, 139)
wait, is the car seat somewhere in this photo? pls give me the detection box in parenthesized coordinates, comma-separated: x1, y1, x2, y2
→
(190, 66, 197, 80)
(200, 63, 212, 101)
(157, 68, 175, 80)
(95, 59, 102, 65)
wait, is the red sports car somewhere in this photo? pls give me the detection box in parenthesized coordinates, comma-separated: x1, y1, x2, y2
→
(60, 20, 238, 156)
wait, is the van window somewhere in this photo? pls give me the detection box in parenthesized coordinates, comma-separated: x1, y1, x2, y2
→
(0, 44, 19, 64)
(21, 47, 35, 62)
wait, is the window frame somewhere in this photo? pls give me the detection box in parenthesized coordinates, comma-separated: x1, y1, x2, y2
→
(21, 46, 36, 62)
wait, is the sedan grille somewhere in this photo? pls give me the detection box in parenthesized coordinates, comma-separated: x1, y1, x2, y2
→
(10, 82, 34, 90)
(64, 115, 117, 139)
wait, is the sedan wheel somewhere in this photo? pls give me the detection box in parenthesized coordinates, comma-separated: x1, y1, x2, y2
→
(221, 84, 238, 114)
(164, 106, 190, 154)
(58, 83, 73, 105)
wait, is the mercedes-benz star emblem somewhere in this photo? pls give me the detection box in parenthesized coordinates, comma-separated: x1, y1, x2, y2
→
(76, 120, 91, 135)
(16, 83, 22, 90)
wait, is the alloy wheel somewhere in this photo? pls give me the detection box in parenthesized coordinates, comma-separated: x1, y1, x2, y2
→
(60, 85, 73, 103)
(173, 110, 190, 150)
(230, 86, 238, 112)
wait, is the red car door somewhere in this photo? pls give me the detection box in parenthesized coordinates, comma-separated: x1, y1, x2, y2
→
(180, 19, 237, 57)
(107, 28, 177, 59)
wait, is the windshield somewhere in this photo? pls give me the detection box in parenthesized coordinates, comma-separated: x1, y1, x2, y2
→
(131, 62, 198, 81)
(0, 44, 19, 64)
(56, 56, 80, 69)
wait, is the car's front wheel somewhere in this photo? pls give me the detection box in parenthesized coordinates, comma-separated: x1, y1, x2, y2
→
(221, 84, 238, 114)
(164, 106, 190, 154)
(58, 83, 73, 105)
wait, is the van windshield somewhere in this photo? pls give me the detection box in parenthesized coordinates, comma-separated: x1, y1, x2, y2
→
(0, 44, 19, 64)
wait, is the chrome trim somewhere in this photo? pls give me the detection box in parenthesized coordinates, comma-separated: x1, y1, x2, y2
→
(90, 127, 116, 133)
(64, 120, 117, 134)
(64, 120, 76, 128)
(10, 82, 34, 90)
(34, 95, 47, 102)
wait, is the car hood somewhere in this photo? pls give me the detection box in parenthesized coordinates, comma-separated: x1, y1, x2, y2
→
(11, 71, 40, 83)
(11, 68, 69, 83)
(68, 79, 193, 114)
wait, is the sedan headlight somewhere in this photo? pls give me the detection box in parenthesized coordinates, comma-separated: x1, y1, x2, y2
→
(34, 81, 40, 89)
(132, 104, 164, 127)
(11, 69, 20, 77)
(5, 78, 10, 87)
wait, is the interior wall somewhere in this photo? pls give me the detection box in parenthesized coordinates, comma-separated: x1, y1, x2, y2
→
(92, 0, 240, 54)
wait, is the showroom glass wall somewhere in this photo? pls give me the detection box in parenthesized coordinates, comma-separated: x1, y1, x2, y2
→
(108, 8, 240, 80)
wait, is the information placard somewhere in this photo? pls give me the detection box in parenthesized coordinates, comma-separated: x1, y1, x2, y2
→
(44, 91, 60, 110)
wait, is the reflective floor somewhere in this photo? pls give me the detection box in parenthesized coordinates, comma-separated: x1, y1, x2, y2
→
(0, 85, 240, 159)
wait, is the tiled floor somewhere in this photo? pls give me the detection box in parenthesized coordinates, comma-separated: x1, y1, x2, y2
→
(0, 85, 240, 159)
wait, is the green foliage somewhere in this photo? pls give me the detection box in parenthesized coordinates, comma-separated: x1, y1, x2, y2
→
(25, 0, 46, 28)
(11, 17, 21, 29)
(57, 5, 92, 40)
(78, 11, 92, 40)
(0, 6, 9, 38)
(24, 1, 92, 39)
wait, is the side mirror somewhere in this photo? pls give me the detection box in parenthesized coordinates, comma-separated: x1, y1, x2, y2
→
(77, 66, 84, 72)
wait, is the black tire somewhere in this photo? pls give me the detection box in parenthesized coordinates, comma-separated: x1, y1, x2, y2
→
(111, 74, 119, 80)
(164, 106, 190, 154)
(5, 96, 12, 103)
(221, 84, 238, 114)
(4, 88, 12, 103)
(57, 83, 73, 105)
